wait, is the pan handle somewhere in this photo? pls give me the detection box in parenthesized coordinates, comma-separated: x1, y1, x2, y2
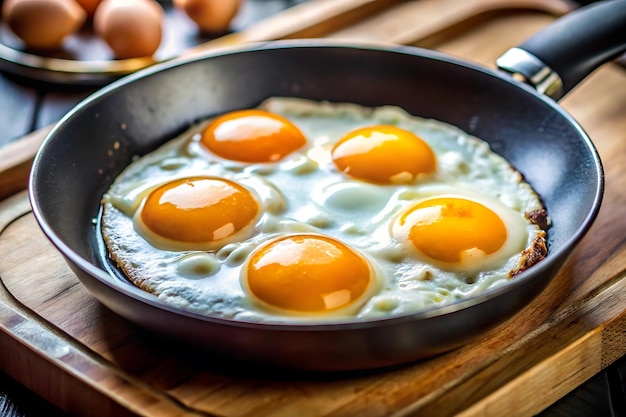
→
(496, 0, 626, 100)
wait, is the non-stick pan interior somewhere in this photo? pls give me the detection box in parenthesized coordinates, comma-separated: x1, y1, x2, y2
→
(30, 43, 602, 370)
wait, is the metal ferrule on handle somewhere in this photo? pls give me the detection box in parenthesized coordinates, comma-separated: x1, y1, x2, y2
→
(496, 47, 563, 99)
(497, 0, 626, 100)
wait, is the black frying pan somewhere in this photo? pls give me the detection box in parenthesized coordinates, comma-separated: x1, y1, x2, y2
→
(29, 0, 626, 371)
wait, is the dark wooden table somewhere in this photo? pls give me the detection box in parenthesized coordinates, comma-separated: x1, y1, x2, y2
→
(0, 0, 625, 415)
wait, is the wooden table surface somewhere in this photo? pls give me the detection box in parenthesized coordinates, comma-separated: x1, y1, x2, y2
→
(0, 0, 625, 416)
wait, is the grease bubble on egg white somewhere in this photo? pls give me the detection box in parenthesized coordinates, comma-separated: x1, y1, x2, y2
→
(100, 97, 548, 323)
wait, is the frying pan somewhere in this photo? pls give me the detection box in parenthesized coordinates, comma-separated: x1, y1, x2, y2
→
(29, 0, 626, 371)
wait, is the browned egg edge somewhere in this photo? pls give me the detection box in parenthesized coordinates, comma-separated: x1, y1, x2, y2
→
(509, 208, 549, 278)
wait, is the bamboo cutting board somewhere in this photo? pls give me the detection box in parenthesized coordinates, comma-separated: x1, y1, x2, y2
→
(2, 1, 626, 416)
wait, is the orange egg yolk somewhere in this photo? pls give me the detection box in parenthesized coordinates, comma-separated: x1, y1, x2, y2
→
(396, 197, 507, 264)
(245, 234, 371, 313)
(141, 177, 259, 244)
(201, 109, 307, 163)
(331, 125, 436, 184)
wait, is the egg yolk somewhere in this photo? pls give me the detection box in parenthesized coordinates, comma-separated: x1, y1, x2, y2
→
(245, 234, 371, 313)
(140, 177, 259, 244)
(395, 197, 507, 264)
(331, 125, 435, 184)
(201, 109, 307, 162)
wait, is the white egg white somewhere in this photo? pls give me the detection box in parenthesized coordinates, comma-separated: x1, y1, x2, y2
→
(100, 97, 548, 323)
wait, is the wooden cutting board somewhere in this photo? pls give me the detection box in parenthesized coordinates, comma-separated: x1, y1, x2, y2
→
(2, 1, 626, 416)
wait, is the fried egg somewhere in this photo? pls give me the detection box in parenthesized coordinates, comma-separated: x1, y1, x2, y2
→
(100, 97, 548, 323)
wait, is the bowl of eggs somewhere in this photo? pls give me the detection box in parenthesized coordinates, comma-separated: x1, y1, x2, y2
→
(0, 0, 242, 83)
(29, 1, 623, 371)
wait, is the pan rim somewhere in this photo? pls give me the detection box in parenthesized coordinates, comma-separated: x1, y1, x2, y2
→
(29, 39, 605, 332)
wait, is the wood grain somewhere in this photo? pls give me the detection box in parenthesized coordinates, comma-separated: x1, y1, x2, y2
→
(0, 77, 38, 147)
(326, 0, 572, 44)
(1, 1, 625, 417)
(0, 125, 52, 201)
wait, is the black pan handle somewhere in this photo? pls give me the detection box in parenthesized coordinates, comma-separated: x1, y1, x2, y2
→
(496, 0, 626, 100)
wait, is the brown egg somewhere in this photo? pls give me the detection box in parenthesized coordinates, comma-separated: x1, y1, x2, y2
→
(94, 0, 163, 59)
(2, 0, 86, 49)
(174, 0, 241, 34)
(74, 0, 101, 15)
